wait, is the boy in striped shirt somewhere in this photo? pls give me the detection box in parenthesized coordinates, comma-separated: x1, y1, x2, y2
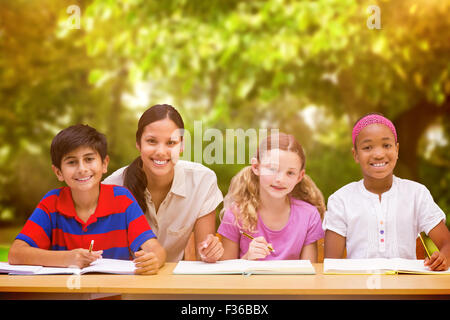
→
(8, 124, 166, 274)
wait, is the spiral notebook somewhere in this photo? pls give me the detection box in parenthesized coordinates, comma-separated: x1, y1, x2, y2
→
(173, 259, 316, 275)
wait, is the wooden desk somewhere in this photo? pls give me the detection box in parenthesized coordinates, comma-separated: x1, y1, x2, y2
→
(1, 263, 449, 300)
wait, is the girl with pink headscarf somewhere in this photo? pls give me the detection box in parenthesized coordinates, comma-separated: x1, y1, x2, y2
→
(322, 113, 450, 271)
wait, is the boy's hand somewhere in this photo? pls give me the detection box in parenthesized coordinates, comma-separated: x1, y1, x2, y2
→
(67, 248, 102, 268)
(424, 251, 448, 271)
(198, 234, 224, 263)
(245, 236, 272, 260)
(133, 250, 160, 275)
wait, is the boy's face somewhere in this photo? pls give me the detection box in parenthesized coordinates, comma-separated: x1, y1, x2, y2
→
(352, 123, 399, 181)
(52, 146, 109, 193)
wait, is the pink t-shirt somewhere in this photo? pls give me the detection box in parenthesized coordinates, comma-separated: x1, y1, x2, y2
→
(217, 197, 324, 260)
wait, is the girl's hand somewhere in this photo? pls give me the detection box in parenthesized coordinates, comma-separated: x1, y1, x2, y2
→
(198, 234, 224, 263)
(133, 250, 160, 275)
(244, 236, 272, 260)
(424, 251, 449, 271)
(66, 249, 102, 268)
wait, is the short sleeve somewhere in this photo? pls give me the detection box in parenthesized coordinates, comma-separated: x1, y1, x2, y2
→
(322, 193, 347, 237)
(198, 172, 223, 218)
(217, 208, 241, 243)
(417, 186, 446, 235)
(304, 208, 325, 245)
(16, 203, 52, 249)
(124, 192, 157, 252)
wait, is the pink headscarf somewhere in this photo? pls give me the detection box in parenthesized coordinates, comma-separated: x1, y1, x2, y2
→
(352, 114, 397, 146)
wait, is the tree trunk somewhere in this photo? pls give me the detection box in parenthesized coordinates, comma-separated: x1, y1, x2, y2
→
(393, 98, 450, 181)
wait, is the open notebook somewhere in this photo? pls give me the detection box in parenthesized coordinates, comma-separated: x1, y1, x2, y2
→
(323, 258, 450, 275)
(173, 259, 315, 275)
(0, 258, 136, 275)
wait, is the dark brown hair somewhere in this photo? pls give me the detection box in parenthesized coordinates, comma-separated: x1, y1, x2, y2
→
(50, 124, 107, 169)
(124, 104, 184, 213)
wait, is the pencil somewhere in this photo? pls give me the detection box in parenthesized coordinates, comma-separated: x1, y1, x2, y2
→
(239, 230, 275, 253)
(418, 233, 431, 259)
(89, 240, 94, 253)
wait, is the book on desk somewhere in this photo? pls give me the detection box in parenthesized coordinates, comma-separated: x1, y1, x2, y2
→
(0, 258, 136, 275)
(323, 258, 450, 275)
(173, 259, 316, 275)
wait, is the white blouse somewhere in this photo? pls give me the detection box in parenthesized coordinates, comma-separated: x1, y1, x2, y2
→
(322, 176, 446, 259)
(103, 160, 223, 262)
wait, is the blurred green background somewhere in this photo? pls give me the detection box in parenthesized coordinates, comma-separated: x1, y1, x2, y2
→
(1, 0, 450, 260)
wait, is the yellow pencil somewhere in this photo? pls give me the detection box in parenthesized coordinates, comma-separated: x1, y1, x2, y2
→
(418, 233, 431, 259)
(240, 230, 275, 253)
(88, 240, 94, 253)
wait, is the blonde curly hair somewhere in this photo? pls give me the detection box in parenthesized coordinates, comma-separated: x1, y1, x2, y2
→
(222, 132, 326, 233)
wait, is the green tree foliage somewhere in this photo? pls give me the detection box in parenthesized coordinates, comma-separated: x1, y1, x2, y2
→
(0, 0, 449, 225)
(83, 0, 450, 216)
(0, 0, 94, 222)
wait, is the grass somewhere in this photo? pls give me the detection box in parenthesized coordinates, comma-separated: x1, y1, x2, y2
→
(0, 245, 9, 262)
(0, 226, 20, 262)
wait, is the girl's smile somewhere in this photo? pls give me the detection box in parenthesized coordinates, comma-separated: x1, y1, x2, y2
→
(270, 184, 287, 191)
(371, 162, 387, 167)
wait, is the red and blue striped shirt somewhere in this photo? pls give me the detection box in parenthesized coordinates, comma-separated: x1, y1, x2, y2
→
(16, 184, 156, 260)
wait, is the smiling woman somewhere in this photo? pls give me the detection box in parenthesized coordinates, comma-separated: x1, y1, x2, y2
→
(103, 105, 224, 263)
(137, 117, 183, 183)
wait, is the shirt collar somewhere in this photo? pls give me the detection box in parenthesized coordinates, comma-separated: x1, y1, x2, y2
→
(170, 161, 187, 197)
(56, 184, 115, 219)
(358, 175, 398, 200)
(145, 161, 187, 200)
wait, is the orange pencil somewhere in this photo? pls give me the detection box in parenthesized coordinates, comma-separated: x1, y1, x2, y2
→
(88, 240, 94, 253)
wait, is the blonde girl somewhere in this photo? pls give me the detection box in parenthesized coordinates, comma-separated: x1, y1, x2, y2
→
(218, 133, 325, 261)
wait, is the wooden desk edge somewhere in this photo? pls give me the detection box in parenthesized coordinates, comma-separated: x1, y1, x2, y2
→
(1, 263, 450, 296)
